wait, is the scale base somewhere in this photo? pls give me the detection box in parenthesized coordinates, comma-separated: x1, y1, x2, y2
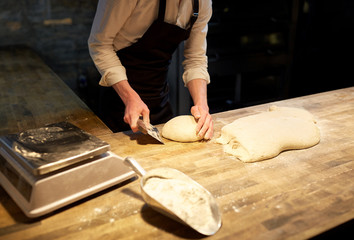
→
(0, 151, 136, 218)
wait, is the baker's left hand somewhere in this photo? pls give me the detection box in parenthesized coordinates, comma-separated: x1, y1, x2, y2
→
(191, 104, 213, 140)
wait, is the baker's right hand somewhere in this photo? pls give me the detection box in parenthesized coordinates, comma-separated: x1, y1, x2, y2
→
(123, 97, 150, 132)
(112, 80, 150, 132)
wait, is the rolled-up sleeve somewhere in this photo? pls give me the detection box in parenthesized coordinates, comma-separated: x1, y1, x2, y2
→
(182, 0, 212, 86)
(88, 0, 136, 87)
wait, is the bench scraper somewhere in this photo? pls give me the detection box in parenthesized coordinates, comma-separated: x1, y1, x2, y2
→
(137, 118, 164, 144)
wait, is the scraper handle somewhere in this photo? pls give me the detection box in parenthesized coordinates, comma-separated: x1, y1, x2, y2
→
(123, 157, 146, 177)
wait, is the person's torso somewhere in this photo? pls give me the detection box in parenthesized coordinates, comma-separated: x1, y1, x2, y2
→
(113, 0, 195, 51)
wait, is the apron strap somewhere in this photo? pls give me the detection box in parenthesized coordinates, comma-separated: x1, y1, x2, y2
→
(158, 0, 166, 21)
(188, 0, 199, 31)
(158, 0, 199, 30)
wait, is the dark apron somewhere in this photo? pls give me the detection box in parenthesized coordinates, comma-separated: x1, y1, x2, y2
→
(99, 0, 199, 132)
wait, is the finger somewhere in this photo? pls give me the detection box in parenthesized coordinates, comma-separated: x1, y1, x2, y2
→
(196, 112, 206, 133)
(204, 118, 214, 140)
(130, 114, 140, 132)
(123, 114, 129, 124)
(142, 108, 150, 129)
(191, 106, 204, 133)
(191, 106, 201, 119)
(197, 114, 211, 138)
(123, 114, 138, 132)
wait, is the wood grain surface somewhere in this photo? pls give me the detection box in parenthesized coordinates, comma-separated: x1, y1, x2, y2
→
(0, 46, 353, 239)
(0, 46, 111, 136)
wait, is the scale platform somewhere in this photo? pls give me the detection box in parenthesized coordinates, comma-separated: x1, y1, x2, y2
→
(0, 122, 136, 218)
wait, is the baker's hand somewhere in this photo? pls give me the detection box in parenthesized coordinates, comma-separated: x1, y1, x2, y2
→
(191, 104, 213, 140)
(123, 97, 150, 132)
(112, 80, 150, 132)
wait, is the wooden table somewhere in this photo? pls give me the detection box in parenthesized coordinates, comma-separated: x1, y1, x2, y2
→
(0, 46, 111, 136)
(1, 47, 354, 239)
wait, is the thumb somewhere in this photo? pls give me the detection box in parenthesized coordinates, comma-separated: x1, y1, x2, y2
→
(191, 106, 201, 119)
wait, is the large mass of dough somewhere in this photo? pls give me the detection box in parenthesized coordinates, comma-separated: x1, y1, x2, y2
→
(162, 115, 203, 142)
(216, 106, 320, 162)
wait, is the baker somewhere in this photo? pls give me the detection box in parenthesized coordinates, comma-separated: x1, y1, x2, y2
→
(88, 0, 213, 140)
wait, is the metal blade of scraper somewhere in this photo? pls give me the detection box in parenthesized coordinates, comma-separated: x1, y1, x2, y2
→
(137, 118, 164, 144)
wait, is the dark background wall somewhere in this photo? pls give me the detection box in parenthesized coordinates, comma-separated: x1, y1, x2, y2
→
(290, 0, 354, 96)
(0, 0, 100, 110)
(1, 0, 353, 115)
(0, 0, 98, 87)
(206, 0, 354, 113)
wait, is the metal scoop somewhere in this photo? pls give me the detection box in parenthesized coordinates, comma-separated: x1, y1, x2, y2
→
(124, 157, 222, 236)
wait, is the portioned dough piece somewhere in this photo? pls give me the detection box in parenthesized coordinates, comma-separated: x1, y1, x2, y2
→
(162, 115, 203, 142)
(216, 106, 320, 162)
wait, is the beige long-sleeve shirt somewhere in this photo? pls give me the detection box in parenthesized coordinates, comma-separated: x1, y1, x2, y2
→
(88, 0, 212, 87)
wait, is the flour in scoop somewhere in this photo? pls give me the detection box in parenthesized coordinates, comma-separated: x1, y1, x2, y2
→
(143, 177, 216, 231)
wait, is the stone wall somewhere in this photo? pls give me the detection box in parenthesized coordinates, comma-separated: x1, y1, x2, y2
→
(0, 0, 189, 115)
(0, 0, 99, 106)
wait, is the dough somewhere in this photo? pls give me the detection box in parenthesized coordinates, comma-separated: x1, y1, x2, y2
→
(216, 106, 320, 162)
(162, 115, 203, 142)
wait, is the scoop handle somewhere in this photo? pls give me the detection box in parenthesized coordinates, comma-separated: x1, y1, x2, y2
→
(123, 157, 146, 177)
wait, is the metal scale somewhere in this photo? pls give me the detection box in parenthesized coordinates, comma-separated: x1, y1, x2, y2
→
(0, 122, 135, 218)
